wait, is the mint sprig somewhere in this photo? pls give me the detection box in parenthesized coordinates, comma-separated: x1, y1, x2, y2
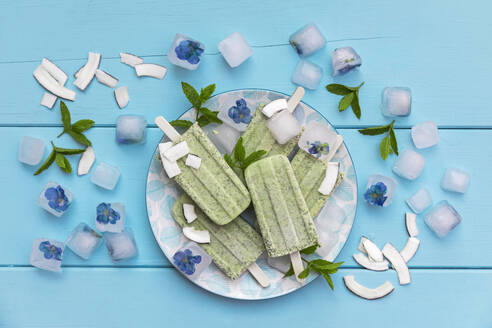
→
(224, 137, 266, 171)
(57, 101, 94, 146)
(326, 82, 364, 119)
(34, 142, 85, 175)
(358, 120, 399, 160)
(170, 82, 222, 129)
(283, 255, 343, 291)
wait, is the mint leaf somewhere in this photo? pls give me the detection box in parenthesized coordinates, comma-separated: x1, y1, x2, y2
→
(196, 115, 210, 127)
(224, 153, 236, 168)
(351, 94, 361, 119)
(54, 146, 86, 155)
(34, 147, 56, 175)
(170, 119, 193, 128)
(283, 264, 294, 278)
(181, 82, 201, 109)
(200, 84, 216, 102)
(389, 128, 398, 155)
(60, 101, 71, 130)
(301, 244, 319, 255)
(298, 267, 311, 279)
(233, 137, 245, 161)
(322, 273, 334, 290)
(347, 81, 365, 91)
(67, 130, 91, 146)
(358, 125, 391, 135)
(327, 82, 364, 118)
(72, 119, 94, 133)
(326, 84, 352, 95)
(200, 108, 223, 124)
(380, 135, 391, 160)
(338, 93, 354, 111)
(55, 153, 71, 173)
(242, 150, 266, 168)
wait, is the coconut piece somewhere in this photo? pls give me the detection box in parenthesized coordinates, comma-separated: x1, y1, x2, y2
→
(77, 146, 95, 176)
(353, 253, 389, 271)
(358, 236, 369, 254)
(405, 212, 418, 237)
(74, 52, 101, 91)
(120, 52, 144, 67)
(134, 63, 167, 79)
(262, 99, 289, 118)
(164, 141, 189, 162)
(40, 92, 57, 109)
(41, 58, 68, 85)
(183, 227, 210, 244)
(382, 243, 411, 285)
(185, 154, 201, 169)
(114, 86, 129, 109)
(33, 66, 76, 101)
(158, 142, 181, 178)
(95, 69, 118, 88)
(182, 203, 197, 223)
(400, 237, 420, 263)
(74, 64, 85, 78)
(362, 238, 384, 262)
(318, 162, 340, 195)
(343, 275, 394, 300)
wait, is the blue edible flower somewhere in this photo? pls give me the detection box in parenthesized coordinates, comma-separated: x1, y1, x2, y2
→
(175, 40, 204, 65)
(173, 249, 202, 275)
(44, 185, 70, 213)
(364, 182, 388, 206)
(96, 203, 120, 225)
(307, 141, 329, 158)
(39, 241, 63, 261)
(228, 99, 252, 124)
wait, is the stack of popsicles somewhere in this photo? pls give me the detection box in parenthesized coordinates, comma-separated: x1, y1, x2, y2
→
(154, 87, 345, 287)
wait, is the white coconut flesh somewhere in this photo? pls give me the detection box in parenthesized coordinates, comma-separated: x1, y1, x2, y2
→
(77, 146, 95, 176)
(33, 66, 76, 101)
(405, 212, 418, 237)
(134, 63, 167, 79)
(40, 92, 58, 109)
(114, 86, 129, 109)
(185, 154, 201, 169)
(182, 203, 197, 223)
(358, 236, 369, 254)
(158, 142, 181, 178)
(41, 58, 68, 85)
(362, 238, 384, 262)
(400, 237, 420, 263)
(382, 243, 411, 285)
(74, 52, 101, 91)
(95, 69, 118, 88)
(318, 162, 340, 195)
(182, 227, 210, 244)
(262, 98, 289, 118)
(164, 141, 189, 162)
(353, 253, 389, 271)
(120, 53, 143, 67)
(343, 275, 394, 300)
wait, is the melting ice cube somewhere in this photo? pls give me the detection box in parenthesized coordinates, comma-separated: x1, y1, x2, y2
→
(103, 228, 138, 262)
(332, 47, 361, 76)
(90, 162, 120, 190)
(18, 136, 45, 165)
(381, 87, 411, 117)
(116, 115, 147, 144)
(167, 34, 205, 70)
(392, 149, 425, 180)
(267, 110, 301, 145)
(364, 174, 398, 207)
(411, 121, 439, 149)
(441, 168, 470, 194)
(406, 187, 432, 214)
(95, 202, 125, 233)
(298, 121, 338, 161)
(37, 182, 73, 217)
(218, 32, 252, 68)
(425, 200, 462, 238)
(66, 223, 103, 260)
(289, 23, 326, 57)
(172, 242, 211, 280)
(291, 60, 323, 90)
(30, 238, 64, 272)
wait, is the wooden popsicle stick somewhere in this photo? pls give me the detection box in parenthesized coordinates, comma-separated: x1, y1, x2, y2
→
(287, 86, 305, 113)
(290, 251, 305, 284)
(155, 116, 181, 142)
(247, 262, 271, 288)
(324, 135, 344, 163)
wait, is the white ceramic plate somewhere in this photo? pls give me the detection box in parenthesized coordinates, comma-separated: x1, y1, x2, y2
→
(146, 89, 357, 300)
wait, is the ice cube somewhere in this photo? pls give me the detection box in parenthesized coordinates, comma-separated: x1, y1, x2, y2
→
(289, 23, 326, 57)
(381, 87, 411, 117)
(103, 228, 138, 262)
(172, 242, 211, 280)
(95, 202, 125, 233)
(218, 32, 252, 68)
(37, 182, 73, 217)
(364, 174, 398, 207)
(314, 202, 346, 258)
(411, 121, 439, 149)
(90, 162, 120, 190)
(116, 115, 147, 144)
(30, 238, 64, 272)
(66, 223, 103, 260)
(393, 149, 425, 180)
(291, 60, 322, 90)
(267, 255, 291, 274)
(425, 200, 462, 238)
(331, 47, 362, 76)
(406, 187, 432, 214)
(298, 121, 338, 161)
(217, 98, 253, 132)
(267, 110, 301, 145)
(167, 33, 205, 70)
(18, 136, 45, 165)
(441, 168, 470, 193)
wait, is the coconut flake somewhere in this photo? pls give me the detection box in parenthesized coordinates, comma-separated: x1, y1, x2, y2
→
(182, 203, 197, 223)
(362, 238, 384, 262)
(40, 92, 58, 109)
(185, 154, 201, 169)
(134, 63, 167, 79)
(158, 142, 181, 178)
(74, 64, 85, 78)
(114, 86, 129, 109)
(262, 99, 289, 118)
(73, 52, 101, 91)
(405, 212, 418, 237)
(33, 66, 76, 101)
(77, 146, 95, 176)
(343, 275, 394, 300)
(41, 58, 68, 85)
(358, 236, 369, 254)
(400, 237, 420, 263)
(164, 141, 189, 162)
(353, 253, 389, 271)
(120, 53, 143, 67)
(382, 243, 411, 285)
(182, 227, 210, 243)
(95, 69, 118, 88)
(318, 162, 340, 195)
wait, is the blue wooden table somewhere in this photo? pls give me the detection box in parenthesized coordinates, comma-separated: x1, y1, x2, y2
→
(1, 0, 491, 326)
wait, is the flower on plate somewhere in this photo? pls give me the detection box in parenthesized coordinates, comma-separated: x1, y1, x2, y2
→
(39, 241, 63, 261)
(96, 203, 121, 225)
(175, 40, 204, 65)
(228, 99, 252, 124)
(173, 249, 202, 275)
(364, 182, 388, 206)
(307, 141, 329, 158)
(44, 185, 70, 213)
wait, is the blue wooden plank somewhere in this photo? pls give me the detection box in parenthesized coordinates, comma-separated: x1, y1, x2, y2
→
(0, 267, 490, 327)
